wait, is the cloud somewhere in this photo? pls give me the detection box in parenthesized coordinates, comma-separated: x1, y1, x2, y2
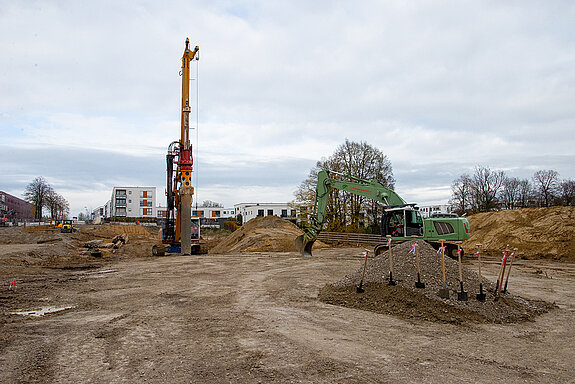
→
(1, 1, 574, 217)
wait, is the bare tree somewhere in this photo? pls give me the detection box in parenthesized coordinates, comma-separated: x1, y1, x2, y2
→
(559, 179, 575, 206)
(532, 170, 559, 207)
(295, 139, 394, 232)
(500, 177, 521, 209)
(471, 166, 505, 212)
(23, 177, 52, 221)
(517, 179, 534, 208)
(449, 174, 472, 214)
(46, 190, 69, 220)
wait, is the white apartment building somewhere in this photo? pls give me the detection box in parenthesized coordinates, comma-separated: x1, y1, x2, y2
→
(111, 187, 156, 218)
(156, 206, 235, 220)
(418, 204, 454, 218)
(234, 202, 295, 224)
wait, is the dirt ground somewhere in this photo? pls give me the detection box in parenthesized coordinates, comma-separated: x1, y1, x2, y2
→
(1, 224, 574, 383)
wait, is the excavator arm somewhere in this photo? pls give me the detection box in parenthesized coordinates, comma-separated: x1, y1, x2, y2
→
(296, 170, 406, 256)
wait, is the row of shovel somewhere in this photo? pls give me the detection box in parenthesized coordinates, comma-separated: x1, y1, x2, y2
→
(356, 237, 517, 303)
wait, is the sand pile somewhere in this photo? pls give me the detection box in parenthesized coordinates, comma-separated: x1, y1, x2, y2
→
(210, 216, 323, 254)
(319, 241, 553, 324)
(462, 207, 575, 262)
(82, 224, 155, 238)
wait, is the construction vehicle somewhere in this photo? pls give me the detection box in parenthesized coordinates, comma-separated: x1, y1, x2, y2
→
(295, 170, 470, 257)
(60, 220, 73, 233)
(153, 38, 200, 256)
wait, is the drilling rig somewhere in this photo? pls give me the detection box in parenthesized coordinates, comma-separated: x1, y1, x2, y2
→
(154, 38, 200, 256)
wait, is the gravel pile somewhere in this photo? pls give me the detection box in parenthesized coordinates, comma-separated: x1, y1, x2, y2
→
(319, 241, 554, 324)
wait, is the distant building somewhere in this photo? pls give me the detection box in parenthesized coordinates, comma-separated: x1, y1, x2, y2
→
(418, 204, 454, 218)
(156, 205, 235, 227)
(234, 202, 295, 224)
(0, 191, 33, 223)
(92, 206, 106, 224)
(110, 187, 156, 218)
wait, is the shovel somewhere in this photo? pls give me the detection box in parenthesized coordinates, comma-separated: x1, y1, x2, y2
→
(456, 244, 468, 301)
(475, 244, 486, 302)
(411, 236, 425, 288)
(356, 250, 369, 293)
(386, 236, 396, 286)
(438, 240, 450, 299)
(502, 248, 517, 294)
(495, 246, 509, 301)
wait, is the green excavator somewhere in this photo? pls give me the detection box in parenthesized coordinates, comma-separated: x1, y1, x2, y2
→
(295, 170, 470, 257)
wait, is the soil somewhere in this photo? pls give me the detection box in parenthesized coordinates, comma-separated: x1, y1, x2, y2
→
(463, 206, 575, 262)
(319, 241, 553, 324)
(209, 216, 326, 254)
(1, 218, 574, 383)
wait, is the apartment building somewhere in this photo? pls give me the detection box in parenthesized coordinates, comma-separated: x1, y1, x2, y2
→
(234, 202, 295, 224)
(111, 187, 156, 218)
(418, 204, 454, 218)
(0, 191, 33, 223)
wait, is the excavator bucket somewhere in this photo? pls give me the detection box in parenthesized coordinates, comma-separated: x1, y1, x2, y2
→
(295, 234, 315, 257)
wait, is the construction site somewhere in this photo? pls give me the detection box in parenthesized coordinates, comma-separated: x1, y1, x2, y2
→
(0, 206, 574, 383)
(2, 34, 574, 383)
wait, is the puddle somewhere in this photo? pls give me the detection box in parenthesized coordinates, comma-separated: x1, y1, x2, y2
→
(11, 306, 75, 317)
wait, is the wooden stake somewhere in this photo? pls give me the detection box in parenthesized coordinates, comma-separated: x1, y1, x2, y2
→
(495, 245, 509, 300)
(503, 248, 517, 293)
(438, 239, 449, 299)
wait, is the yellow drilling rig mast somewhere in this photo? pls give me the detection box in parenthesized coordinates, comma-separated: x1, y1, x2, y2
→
(157, 38, 200, 255)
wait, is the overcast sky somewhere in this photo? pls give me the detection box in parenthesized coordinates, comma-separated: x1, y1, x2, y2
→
(1, 0, 574, 216)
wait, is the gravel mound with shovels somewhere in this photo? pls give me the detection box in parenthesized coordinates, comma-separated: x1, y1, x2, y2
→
(319, 241, 554, 324)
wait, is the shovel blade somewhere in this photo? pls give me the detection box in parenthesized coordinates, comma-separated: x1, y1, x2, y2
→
(439, 288, 450, 299)
(356, 283, 365, 293)
(295, 235, 315, 257)
(476, 293, 486, 302)
(458, 291, 468, 301)
(415, 281, 426, 289)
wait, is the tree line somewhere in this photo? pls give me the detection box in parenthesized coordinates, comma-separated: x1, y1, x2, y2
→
(450, 167, 575, 214)
(23, 176, 70, 221)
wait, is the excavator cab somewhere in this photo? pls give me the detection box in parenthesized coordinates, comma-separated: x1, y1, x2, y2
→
(381, 207, 423, 237)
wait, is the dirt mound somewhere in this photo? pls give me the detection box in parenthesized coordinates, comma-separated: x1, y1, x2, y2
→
(462, 207, 575, 262)
(319, 241, 553, 324)
(210, 216, 324, 254)
(81, 224, 156, 238)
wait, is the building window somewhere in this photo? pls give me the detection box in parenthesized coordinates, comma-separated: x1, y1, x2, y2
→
(267, 209, 274, 216)
(116, 190, 127, 197)
(116, 198, 126, 206)
(257, 209, 264, 217)
(281, 209, 288, 217)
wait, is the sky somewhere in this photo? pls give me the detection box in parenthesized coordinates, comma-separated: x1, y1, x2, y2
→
(1, 0, 574, 216)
